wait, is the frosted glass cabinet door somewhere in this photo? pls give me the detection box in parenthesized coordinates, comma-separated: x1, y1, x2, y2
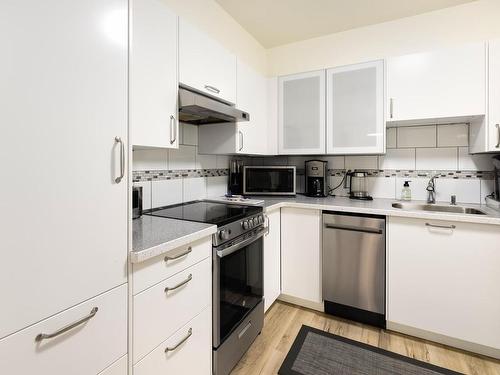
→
(326, 60, 385, 154)
(279, 70, 326, 154)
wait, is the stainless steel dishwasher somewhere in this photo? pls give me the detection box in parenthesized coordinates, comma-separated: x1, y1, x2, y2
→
(322, 211, 386, 328)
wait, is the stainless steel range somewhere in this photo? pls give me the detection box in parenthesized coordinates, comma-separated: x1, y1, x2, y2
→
(146, 200, 265, 375)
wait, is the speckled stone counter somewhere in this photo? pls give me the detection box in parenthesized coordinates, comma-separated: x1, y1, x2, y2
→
(260, 196, 500, 226)
(131, 215, 216, 263)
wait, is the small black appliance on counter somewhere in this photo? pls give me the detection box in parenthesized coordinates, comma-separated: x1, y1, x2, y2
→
(132, 186, 143, 219)
(228, 159, 244, 196)
(305, 160, 328, 197)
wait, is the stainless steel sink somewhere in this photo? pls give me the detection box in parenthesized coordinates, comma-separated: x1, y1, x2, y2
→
(391, 202, 487, 215)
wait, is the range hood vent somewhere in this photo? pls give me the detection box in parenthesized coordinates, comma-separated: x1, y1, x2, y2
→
(178, 86, 250, 125)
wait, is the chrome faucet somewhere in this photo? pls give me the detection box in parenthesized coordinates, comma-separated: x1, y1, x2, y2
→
(426, 174, 440, 204)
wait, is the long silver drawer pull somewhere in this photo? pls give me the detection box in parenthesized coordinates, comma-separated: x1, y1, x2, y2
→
(164, 247, 192, 262)
(239, 130, 244, 151)
(425, 222, 456, 230)
(170, 115, 177, 144)
(35, 307, 98, 342)
(496, 124, 500, 148)
(164, 274, 192, 293)
(165, 328, 192, 352)
(324, 223, 383, 234)
(390, 98, 394, 119)
(114, 137, 125, 183)
(238, 321, 252, 339)
(204, 85, 220, 94)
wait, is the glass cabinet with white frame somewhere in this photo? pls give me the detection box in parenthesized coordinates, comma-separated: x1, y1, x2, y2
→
(326, 60, 385, 155)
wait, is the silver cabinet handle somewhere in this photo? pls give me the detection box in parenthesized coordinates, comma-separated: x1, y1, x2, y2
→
(425, 222, 456, 230)
(389, 98, 394, 119)
(35, 307, 98, 342)
(170, 115, 177, 145)
(496, 124, 500, 148)
(164, 246, 192, 262)
(165, 328, 192, 352)
(264, 215, 270, 236)
(114, 136, 125, 183)
(239, 130, 244, 151)
(164, 274, 192, 293)
(204, 85, 220, 94)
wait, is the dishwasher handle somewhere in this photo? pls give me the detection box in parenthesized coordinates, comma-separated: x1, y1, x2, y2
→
(324, 223, 383, 234)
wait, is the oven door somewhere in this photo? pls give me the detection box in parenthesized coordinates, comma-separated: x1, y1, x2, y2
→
(243, 166, 296, 196)
(213, 227, 265, 348)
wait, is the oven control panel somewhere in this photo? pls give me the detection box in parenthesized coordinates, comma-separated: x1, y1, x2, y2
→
(213, 212, 265, 246)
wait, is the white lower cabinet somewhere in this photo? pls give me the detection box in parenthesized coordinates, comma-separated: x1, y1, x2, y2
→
(134, 307, 211, 375)
(133, 257, 211, 363)
(280, 208, 322, 308)
(264, 210, 281, 312)
(0, 284, 127, 375)
(387, 217, 500, 355)
(98, 356, 127, 375)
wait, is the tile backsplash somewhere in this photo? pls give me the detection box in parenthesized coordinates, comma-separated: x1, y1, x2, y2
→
(134, 123, 498, 208)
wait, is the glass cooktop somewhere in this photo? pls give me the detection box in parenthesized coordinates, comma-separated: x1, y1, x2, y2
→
(146, 201, 262, 227)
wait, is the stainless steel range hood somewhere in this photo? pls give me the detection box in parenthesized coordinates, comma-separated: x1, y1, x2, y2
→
(178, 86, 250, 125)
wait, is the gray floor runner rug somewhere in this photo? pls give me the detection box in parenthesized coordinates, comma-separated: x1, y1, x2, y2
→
(279, 325, 463, 375)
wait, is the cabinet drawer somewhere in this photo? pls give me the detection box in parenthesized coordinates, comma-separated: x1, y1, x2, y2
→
(133, 258, 211, 363)
(133, 236, 211, 294)
(0, 284, 127, 375)
(98, 355, 127, 375)
(134, 307, 211, 375)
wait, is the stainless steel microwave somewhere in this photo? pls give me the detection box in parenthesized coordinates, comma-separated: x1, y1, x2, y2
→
(243, 166, 296, 196)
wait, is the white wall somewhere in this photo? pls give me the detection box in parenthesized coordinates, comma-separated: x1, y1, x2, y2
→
(267, 0, 500, 76)
(161, 0, 267, 75)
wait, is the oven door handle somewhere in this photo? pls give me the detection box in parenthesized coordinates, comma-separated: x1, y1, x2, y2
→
(216, 227, 266, 258)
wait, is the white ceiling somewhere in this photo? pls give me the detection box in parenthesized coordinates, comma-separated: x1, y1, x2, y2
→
(215, 0, 477, 48)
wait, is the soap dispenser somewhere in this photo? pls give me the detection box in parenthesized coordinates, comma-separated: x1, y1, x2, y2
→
(401, 181, 412, 201)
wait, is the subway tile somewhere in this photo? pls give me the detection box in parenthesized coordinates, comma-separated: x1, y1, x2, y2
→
(133, 149, 168, 171)
(151, 179, 182, 208)
(395, 177, 429, 201)
(134, 181, 152, 210)
(437, 124, 468, 147)
(263, 156, 288, 166)
(386, 128, 397, 149)
(216, 155, 230, 169)
(287, 156, 308, 169)
(321, 156, 345, 169)
(397, 125, 436, 148)
(195, 152, 217, 169)
(168, 145, 196, 170)
(183, 177, 206, 202)
(379, 149, 415, 170)
(181, 123, 198, 146)
(435, 178, 480, 204)
(458, 147, 494, 171)
(366, 177, 396, 199)
(329, 175, 349, 197)
(345, 155, 378, 170)
(480, 179, 495, 203)
(415, 148, 457, 170)
(206, 176, 228, 198)
(296, 175, 305, 193)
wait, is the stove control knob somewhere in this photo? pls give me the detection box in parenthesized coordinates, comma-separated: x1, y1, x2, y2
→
(252, 217, 258, 226)
(242, 221, 250, 230)
(219, 229, 231, 240)
(258, 215, 264, 224)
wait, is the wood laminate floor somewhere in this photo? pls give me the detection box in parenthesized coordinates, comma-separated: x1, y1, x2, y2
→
(231, 301, 500, 375)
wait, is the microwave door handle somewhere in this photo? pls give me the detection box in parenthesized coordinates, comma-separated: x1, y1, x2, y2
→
(216, 227, 266, 258)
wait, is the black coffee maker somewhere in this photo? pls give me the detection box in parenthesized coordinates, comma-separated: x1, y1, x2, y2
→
(228, 159, 244, 195)
(305, 160, 328, 197)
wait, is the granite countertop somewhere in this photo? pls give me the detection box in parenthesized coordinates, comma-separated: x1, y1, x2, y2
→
(131, 215, 216, 263)
(260, 196, 500, 226)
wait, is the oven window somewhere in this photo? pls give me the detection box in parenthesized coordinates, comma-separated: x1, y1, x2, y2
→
(219, 238, 263, 343)
(245, 168, 294, 193)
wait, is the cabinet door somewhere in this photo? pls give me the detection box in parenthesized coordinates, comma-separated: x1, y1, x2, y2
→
(281, 208, 322, 304)
(387, 43, 486, 124)
(388, 217, 500, 350)
(130, 0, 178, 148)
(279, 70, 326, 154)
(489, 39, 500, 151)
(179, 18, 237, 104)
(264, 210, 281, 312)
(0, 0, 127, 338)
(326, 60, 385, 154)
(237, 60, 268, 154)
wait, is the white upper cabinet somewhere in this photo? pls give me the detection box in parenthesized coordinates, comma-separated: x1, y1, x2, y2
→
(386, 42, 487, 125)
(488, 39, 500, 152)
(179, 18, 237, 104)
(0, 0, 127, 339)
(326, 60, 385, 154)
(279, 70, 326, 154)
(130, 0, 178, 148)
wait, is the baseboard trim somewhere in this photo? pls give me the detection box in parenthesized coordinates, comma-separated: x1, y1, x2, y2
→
(278, 294, 324, 312)
(387, 321, 500, 360)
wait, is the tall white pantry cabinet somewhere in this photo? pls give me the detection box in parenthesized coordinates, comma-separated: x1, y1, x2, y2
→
(0, 1, 128, 374)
